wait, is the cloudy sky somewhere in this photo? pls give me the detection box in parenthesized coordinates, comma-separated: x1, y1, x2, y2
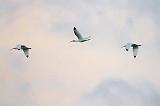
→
(0, 0, 160, 106)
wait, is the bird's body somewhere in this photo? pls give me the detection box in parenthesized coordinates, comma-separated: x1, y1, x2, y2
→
(70, 27, 91, 42)
(12, 44, 31, 58)
(122, 43, 141, 58)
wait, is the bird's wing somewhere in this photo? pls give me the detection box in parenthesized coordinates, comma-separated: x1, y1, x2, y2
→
(133, 46, 138, 58)
(23, 49, 29, 58)
(73, 27, 83, 40)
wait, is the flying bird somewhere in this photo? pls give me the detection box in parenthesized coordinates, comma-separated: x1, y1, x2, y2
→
(12, 44, 31, 58)
(70, 27, 91, 42)
(122, 43, 141, 58)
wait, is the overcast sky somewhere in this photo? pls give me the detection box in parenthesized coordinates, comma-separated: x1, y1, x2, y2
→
(0, 0, 160, 106)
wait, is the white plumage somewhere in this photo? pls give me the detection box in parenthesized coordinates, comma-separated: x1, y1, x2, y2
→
(70, 27, 91, 42)
(122, 43, 141, 58)
(12, 44, 31, 58)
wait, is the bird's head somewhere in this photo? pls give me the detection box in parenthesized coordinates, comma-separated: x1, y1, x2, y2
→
(121, 45, 129, 51)
(73, 27, 76, 30)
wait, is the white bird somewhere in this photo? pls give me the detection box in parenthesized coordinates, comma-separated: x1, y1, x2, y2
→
(70, 27, 91, 42)
(122, 43, 141, 58)
(12, 44, 31, 58)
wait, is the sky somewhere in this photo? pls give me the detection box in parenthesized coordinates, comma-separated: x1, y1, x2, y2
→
(0, 0, 160, 106)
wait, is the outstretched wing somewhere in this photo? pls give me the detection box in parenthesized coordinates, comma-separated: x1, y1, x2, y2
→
(73, 27, 83, 40)
(23, 49, 29, 58)
(133, 46, 138, 58)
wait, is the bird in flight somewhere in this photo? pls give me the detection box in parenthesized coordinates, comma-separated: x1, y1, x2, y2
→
(12, 44, 31, 58)
(70, 27, 91, 42)
(122, 43, 141, 58)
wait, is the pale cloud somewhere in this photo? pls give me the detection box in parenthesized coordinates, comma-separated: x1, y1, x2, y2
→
(0, 0, 160, 106)
(78, 80, 160, 106)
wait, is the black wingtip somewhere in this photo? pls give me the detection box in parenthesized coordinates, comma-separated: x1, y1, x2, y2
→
(73, 27, 76, 30)
(126, 49, 128, 51)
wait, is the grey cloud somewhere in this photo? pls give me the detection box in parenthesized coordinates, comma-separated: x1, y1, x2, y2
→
(79, 80, 160, 106)
(128, 0, 160, 50)
(129, 0, 160, 15)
